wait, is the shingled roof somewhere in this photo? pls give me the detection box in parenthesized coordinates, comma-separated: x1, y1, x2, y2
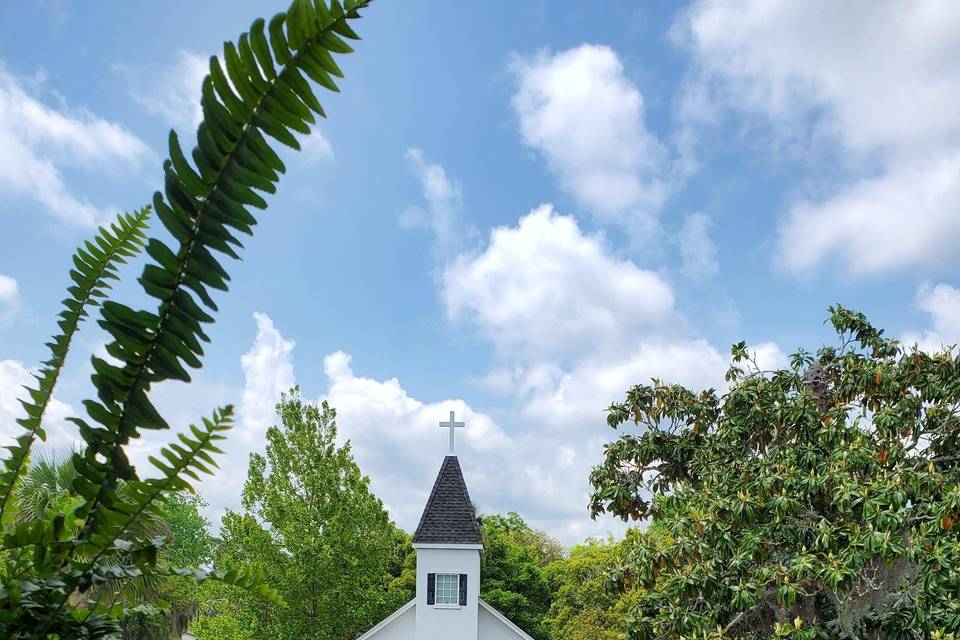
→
(412, 455, 483, 545)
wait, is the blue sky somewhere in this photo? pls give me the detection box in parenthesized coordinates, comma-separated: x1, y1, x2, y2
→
(1, 0, 959, 543)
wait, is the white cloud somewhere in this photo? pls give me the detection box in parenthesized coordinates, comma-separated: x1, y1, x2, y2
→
(676, 0, 960, 275)
(401, 148, 471, 259)
(0, 64, 152, 226)
(677, 212, 718, 281)
(153, 310, 628, 543)
(903, 282, 960, 352)
(137, 312, 296, 529)
(515, 339, 727, 431)
(464, 336, 729, 542)
(439, 202, 758, 540)
(510, 44, 672, 238)
(777, 153, 960, 275)
(300, 131, 335, 162)
(443, 204, 675, 361)
(319, 349, 631, 542)
(238, 312, 296, 446)
(121, 49, 208, 134)
(748, 341, 789, 372)
(0, 359, 77, 453)
(320, 350, 518, 528)
(0, 274, 20, 325)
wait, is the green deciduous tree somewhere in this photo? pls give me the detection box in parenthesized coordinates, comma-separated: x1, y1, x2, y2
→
(194, 388, 405, 640)
(479, 513, 560, 640)
(0, 2, 373, 636)
(120, 492, 216, 639)
(590, 307, 960, 638)
(544, 535, 634, 640)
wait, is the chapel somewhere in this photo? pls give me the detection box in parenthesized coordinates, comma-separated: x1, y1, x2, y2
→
(357, 412, 534, 640)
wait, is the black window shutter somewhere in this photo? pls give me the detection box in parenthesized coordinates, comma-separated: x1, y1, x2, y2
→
(426, 573, 436, 605)
(459, 573, 468, 606)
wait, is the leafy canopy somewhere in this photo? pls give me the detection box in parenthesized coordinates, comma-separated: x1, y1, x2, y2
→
(0, 1, 372, 637)
(544, 536, 630, 640)
(193, 389, 404, 640)
(590, 306, 960, 638)
(478, 512, 561, 640)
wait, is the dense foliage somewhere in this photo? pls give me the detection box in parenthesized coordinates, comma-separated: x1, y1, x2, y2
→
(192, 389, 409, 640)
(6, 455, 214, 639)
(120, 492, 215, 640)
(0, 1, 372, 636)
(479, 513, 560, 640)
(544, 536, 630, 640)
(590, 307, 960, 638)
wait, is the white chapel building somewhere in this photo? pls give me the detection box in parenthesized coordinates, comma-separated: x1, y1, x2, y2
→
(357, 413, 534, 640)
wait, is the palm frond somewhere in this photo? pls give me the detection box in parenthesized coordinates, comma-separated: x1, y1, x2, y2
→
(15, 452, 77, 524)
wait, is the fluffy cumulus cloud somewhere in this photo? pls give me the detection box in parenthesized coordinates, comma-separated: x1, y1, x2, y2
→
(165, 311, 636, 542)
(238, 312, 296, 445)
(136, 312, 295, 526)
(747, 341, 789, 372)
(0, 64, 152, 226)
(514, 340, 727, 430)
(320, 351, 518, 527)
(439, 200, 757, 540)
(0, 274, 20, 325)
(444, 205, 675, 361)
(676, 0, 960, 275)
(903, 283, 960, 352)
(319, 350, 637, 542)
(510, 45, 672, 239)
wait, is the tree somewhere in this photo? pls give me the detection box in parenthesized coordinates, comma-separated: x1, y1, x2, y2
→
(7, 457, 210, 639)
(544, 536, 628, 640)
(0, 2, 373, 636)
(478, 513, 559, 640)
(590, 306, 960, 638)
(194, 389, 404, 640)
(121, 492, 215, 639)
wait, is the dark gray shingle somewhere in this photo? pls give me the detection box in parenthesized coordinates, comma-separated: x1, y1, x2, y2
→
(412, 455, 483, 545)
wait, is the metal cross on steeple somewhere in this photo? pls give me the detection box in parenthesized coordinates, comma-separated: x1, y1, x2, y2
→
(439, 410, 465, 454)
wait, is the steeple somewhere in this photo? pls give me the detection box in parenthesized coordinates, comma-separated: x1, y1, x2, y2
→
(413, 455, 482, 545)
(412, 414, 483, 640)
(357, 412, 536, 640)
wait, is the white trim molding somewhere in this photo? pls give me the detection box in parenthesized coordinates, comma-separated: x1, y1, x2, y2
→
(479, 599, 536, 640)
(412, 543, 484, 550)
(356, 599, 415, 640)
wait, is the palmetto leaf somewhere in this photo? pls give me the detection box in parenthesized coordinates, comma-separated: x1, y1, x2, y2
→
(0, 207, 150, 525)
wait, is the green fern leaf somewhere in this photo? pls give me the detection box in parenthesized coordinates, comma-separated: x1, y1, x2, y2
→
(72, 0, 372, 549)
(0, 207, 151, 524)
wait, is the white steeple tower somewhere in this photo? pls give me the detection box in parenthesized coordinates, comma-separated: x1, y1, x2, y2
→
(412, 412, 482, 640)
(356, 411, 534, 640)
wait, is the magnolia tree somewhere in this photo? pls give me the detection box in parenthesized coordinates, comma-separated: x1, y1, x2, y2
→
(590, 307, 960, 639)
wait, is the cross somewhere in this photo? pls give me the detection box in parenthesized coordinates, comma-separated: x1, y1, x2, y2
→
(439, 410, 465, 454)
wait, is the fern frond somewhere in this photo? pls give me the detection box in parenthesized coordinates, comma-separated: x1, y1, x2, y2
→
(71, 0, 371, 548)
(0, 207, 151, 524)
(79, 406, 233, 573)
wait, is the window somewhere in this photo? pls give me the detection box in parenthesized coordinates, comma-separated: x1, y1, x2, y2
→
(435, 573, 460, 605)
